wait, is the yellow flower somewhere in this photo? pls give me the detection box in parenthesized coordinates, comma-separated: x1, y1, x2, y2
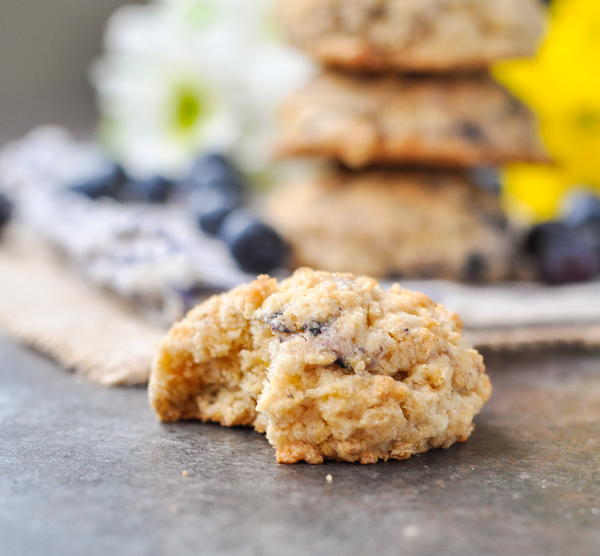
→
(495, 0, 600, 222)
(501, 164, 570, 223)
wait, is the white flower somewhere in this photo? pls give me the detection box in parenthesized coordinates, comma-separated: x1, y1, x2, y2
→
(92, 0, 313, 178)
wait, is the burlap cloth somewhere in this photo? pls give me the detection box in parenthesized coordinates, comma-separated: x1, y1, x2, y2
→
(2, 227, 599, 386)
(0, 227, 163, 385)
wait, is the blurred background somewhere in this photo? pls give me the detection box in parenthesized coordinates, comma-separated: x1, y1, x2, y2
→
(0, 0, 600, 294)
(0, 1, 139, 141)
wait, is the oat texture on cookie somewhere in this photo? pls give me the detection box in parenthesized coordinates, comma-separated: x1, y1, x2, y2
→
(266, 169, 513, 281)
(277, 73, 547, 168)
(150, 268, 491, 464)
(277, 0, 545, 72)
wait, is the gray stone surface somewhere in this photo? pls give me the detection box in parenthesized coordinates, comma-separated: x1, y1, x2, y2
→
(1, 335, 599, 556)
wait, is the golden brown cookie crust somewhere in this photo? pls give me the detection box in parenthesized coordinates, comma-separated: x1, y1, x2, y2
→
(265, 169, 514, 281)
(150, 269, 491, 464)
(276, 72, 547, 168)
(277, 0, 545, 72)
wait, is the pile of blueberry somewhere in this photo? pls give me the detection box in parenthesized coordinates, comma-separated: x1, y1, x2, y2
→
(68, 153, 288, 274)
(525, 193, 600, 284)
(70, 162, 172, 204)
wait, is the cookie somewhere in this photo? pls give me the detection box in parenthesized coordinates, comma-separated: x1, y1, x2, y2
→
(150, 268, 491, 464)
(265, 169, 513, 281)
(277, 0, 545, 72)
(276, 72, 547, 168)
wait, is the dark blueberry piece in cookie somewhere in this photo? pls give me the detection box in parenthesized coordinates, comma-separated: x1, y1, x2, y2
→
(186, 153, 245, 192)
(306, 322, 324, 336)
(463, 253, 489, 282)
(458, 121, 486, 143)
(219, 209, 288, 274)
(0, 192, 13, 232)
(69, 162, 126, 200)
(563, 192, 600, 227)
(271, 321, 293, 335)
(333, 357, 352, 371)
(533, 226, 600, 284)
(264, 311, 292, 334)
(192, 182, 243, 236)
(125, 176, 173, 203)
(386, 271, 404, 281)
(482, 212, 509, 231)
(469, 166, 501, 195)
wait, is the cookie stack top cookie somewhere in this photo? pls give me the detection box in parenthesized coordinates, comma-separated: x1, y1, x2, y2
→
(275, 0, 547, 169)
(277, 0, 544, 73)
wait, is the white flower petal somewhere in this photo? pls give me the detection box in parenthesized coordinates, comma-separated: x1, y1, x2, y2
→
(93, 0, 310, 177)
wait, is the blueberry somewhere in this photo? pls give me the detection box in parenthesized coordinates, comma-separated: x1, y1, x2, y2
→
(69, 162, 126, 200)
(124, 176, 173, 203)
(524, 221, 566, 255)
(562, 192, 600, 227)
(386, 271, 404, 281)
(458, 121, 485, 143)
(306, 322, 324, 336)
(197, 204, 239, 235)
(469, 166, 501, 195)
(334, 358, 351, 371)
(482, 212, 509, 231)
(219, 209, 288, 274)
(192, 182, 243, 235)
(0, 192, 13, 232)
(528, 223, 600, 284)
(462, 252, 488, 282)
(186, 153, 245, 192)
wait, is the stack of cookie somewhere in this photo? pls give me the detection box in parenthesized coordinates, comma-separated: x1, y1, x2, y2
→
(267, 0, 547, 282)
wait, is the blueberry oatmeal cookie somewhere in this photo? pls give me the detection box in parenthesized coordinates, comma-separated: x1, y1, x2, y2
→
(150, 268, 491, 464)
(265, 169, 513, 281)
(277, 0, 545, 72)
(277, 72, 547, 168)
